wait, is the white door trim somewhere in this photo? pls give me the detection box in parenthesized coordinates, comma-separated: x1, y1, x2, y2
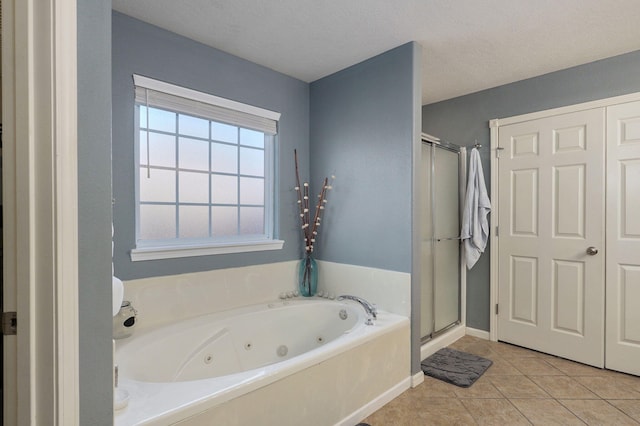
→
(489, 124, 499, 341)
(490, 92, 640, 128)
(3, 0, 79, 424)
(489, 90, 640, 343)
(604, 101, 640, 375)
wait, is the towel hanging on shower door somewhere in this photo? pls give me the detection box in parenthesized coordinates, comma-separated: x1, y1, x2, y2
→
(461, 147, 491, 269)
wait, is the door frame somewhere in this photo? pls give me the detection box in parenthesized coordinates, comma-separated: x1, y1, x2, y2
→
(3, 0, 79, 424)
(488, 91, 640, 342)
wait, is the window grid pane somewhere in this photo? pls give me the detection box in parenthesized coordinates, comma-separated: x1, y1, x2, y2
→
(137, 105, 269, 243)
(139, 204, 177, 240)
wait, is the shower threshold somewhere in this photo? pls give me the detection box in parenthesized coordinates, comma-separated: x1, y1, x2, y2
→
(421, 320, 461, 344)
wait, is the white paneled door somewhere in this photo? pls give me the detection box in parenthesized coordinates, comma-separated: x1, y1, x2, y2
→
(497, 108, 606, 367)
(606, 101, 640, 375)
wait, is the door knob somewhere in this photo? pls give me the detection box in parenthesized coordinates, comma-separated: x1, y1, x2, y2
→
(586, 246, 598, 255)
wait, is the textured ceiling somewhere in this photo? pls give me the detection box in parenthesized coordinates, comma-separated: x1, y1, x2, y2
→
(112, 0, 640, 105)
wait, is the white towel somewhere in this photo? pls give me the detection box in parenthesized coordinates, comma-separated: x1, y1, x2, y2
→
(461, 147, 491, 269)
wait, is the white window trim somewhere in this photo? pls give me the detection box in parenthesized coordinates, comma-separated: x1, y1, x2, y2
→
(133, 74, 281, 122)
(131, 75, 283, 261)
(130, 239, 285, 261)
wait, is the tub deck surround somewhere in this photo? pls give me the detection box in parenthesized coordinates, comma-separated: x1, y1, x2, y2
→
(122, 261, 300, 331)
(316, 261, 411, 317)
(178, 325, 410, 426)
(122, 260, 411, 333)
(114, 299, 410, 425)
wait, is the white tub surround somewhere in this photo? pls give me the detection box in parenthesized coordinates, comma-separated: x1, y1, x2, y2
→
(174, 322, 409, 426)
(122, 260, 412, 333)
(176, 327, 409, 426)
(115, 299, 409, 425)
(118, 261, 412, 424)
(122, 261, 299, 331)
(316, 260, 411, 317)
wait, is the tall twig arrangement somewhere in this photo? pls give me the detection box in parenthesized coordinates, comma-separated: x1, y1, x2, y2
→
(294, 149, 333, 255)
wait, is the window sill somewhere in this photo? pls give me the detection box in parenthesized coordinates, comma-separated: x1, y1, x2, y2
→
(130, 239, 285, 262)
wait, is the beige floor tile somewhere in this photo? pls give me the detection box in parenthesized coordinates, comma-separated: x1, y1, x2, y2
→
(363, 399, 422, 425)
(447, 341, 468, 352)
(513, 358, 565, 376)
(491, 342, 543, 359)
(529, 375, 599, 399)
(483, 357, 522, 376)
(363, 389, 431, 425)
(532, 351, 563, 361)
(458, 335, 485, 345)
(459, 342, 502, 360)
(413, 398, 477, 425)
(607, 372, 640, 392)
(362, 403, 404, 424)
(448, 339, 502, 360)
(545, 356, 608, 376)
(415, 376, 458, 398)
(559, 399, 639, 425)
(473, 373, 493, 384)
(489, 375, 550, 398)
(364, 394, 476, 425)
(452, 380, 503, 398)
(387, 388, 423, 408)
(366, 338, 640, 425)
(461, 398, 530, 425)
(510, 398, 585, 425)
(597, 369, 640, 382)
(608, 400, 640, 422)
(575, 376, 640, 399)
(448, 336, 482, 351)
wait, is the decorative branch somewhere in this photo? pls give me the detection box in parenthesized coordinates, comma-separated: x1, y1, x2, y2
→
(293, 149, 333, 256)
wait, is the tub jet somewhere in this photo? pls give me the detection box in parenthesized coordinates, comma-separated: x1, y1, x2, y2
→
(277, 345, 288, 357)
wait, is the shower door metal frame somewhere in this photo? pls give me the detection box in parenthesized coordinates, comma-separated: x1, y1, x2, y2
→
(420, 140, 466, 343)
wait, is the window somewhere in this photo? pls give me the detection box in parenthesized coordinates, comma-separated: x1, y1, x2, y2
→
(130, 75, 283, 261)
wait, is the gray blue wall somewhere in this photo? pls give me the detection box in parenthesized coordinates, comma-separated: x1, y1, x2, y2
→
(310, 42, 422, 373)
(310, 43, 419, 273)
(112, 12, 310, 280)
(422, 49, 640, 331)
(78, 1, 113, 424)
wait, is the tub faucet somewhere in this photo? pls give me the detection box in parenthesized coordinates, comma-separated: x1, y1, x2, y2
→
(337, 295, 377, 325)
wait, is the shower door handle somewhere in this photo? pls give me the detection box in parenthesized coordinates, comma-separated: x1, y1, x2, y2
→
(436, 236, 462, 242)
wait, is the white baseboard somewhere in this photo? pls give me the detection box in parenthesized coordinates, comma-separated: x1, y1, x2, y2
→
(465, 327, 490, 340)
(420, 324, 466, 361)
(411, 371, 424, 388)
(335, 376, 410, 426)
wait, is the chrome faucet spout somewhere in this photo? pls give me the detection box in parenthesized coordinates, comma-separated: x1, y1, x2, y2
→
(337, 295, 377, 325)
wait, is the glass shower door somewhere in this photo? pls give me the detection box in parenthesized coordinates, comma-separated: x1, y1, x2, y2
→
(433, 148, 460, 333)
(420, 141, 461, 341)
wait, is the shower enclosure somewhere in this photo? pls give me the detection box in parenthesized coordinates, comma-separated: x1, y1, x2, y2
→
(420, 137, 465, 342)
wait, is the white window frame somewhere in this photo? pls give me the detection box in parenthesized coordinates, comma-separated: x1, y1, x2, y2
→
(130, 75, 284, 261)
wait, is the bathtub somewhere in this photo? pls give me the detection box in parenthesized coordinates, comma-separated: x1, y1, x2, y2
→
(115, 298, 410, 425)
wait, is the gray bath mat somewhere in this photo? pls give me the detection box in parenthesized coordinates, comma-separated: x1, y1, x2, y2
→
(421, 347, 492, 388)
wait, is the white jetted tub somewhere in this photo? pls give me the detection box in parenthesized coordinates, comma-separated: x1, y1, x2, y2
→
(114, 298, 410, 425)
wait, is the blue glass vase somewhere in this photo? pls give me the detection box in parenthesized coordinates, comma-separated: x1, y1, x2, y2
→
(298, 255, 318, 297)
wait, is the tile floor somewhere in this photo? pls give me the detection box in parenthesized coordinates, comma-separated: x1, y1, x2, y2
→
(363, 335, 640, 425)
